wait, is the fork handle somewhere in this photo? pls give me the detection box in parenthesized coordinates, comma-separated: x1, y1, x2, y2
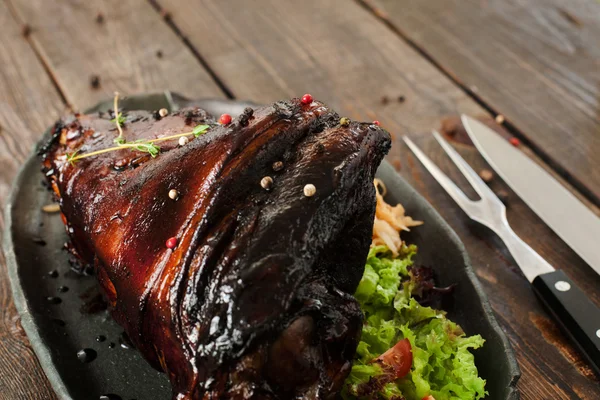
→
(532, 270, 600, 376)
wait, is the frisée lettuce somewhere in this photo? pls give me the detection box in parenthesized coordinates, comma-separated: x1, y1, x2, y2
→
(342, 245, 487, 400)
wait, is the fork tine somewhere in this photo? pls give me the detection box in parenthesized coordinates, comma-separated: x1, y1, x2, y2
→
(432, 130, 498, 201)
(402, 136, 474, 213)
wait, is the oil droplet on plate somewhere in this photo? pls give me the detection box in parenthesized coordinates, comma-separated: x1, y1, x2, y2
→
(96, 335, 106, 342)
(76, 348, 97, 363)
(119, 331, 134, 349)
(46, 296, 62, 304)
(58, 286, 69, 293)
(99, 395, 122, 400)
(48, 269, 59, 278)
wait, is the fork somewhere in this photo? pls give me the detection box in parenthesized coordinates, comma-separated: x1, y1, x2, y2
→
(404, 132, 600, 376)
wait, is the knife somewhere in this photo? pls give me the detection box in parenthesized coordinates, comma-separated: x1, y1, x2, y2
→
(403, 131, 600, 376)
(462, 115, 600, 277)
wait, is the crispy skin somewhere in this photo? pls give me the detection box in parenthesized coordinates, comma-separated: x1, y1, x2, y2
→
(41, 99, 390, 399)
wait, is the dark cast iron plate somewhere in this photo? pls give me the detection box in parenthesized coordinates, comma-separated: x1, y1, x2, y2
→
(4, 93, 520, 400)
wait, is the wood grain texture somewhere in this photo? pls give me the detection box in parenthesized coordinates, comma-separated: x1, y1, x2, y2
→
(6, 0, 225, 111)
(154, 0, 600, 397)
(401, 129, 600, 400)
(0, 1, 63, 399)
(1, 0, 226, 398)
(152, 0, 484, 141)
(0, 0, 598, 398)
(363, 0, 600, 206)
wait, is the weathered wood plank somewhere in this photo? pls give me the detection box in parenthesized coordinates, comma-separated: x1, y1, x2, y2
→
(1, 0, 227, 397)
(363, 0, 600, 206)
(154, 0, 600, 397)
(0, 1, 63, 399)
(402, 129, 600, 400)
(7, 0, 225, 110)
(153, 0, 484, 139)
(2, 0, 599, 398)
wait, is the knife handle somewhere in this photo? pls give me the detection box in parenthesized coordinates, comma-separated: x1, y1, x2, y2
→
(532, 270, 600, 376)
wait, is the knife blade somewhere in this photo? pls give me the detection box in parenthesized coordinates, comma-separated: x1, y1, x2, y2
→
(462, 115, 600, 276)
(404, 132, 600, 376)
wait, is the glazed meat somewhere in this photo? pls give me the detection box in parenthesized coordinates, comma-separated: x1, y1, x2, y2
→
(41, 98, 390, 399)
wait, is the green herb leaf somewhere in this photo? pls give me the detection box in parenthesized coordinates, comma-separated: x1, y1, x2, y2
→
(65, 116, 202, 163)
(343, 245, 487, 400)
(111, 112, 126, 126)
(132, 140, 160, 157)
(66, 151, 79, 165)
(192, 124, 210, 138)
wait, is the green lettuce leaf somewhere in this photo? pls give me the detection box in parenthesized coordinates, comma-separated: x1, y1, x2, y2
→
(342, 246, 487, 400)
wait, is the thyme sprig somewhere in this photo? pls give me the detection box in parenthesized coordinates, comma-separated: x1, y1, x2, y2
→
(112, 92, 126, 144)
(65, 124, 210, 163)
(111, 113, 126, 130)
(65, 92, 211, 164)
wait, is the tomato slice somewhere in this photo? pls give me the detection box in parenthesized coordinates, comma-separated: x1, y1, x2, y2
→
(422, 396, 436, 400)
(376, 338, 413, 379)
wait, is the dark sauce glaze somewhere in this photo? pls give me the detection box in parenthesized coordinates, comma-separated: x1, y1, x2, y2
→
(41, 98, 390, 399)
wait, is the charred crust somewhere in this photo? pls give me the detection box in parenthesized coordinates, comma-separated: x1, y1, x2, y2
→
(37, 120, 65, 158)
(40, 97, 391, 399)
(129, 114, 144, 124)
(184, 110, 194, 126)
(308, 111, 338, 136)
(238, 107, 254, 127)
(173, 107, 216, 125)
(272, 101, 295, 120)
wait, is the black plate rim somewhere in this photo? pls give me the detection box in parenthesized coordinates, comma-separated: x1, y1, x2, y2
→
(3, 91, 186, 400)
(377, 161, 521, 398)
(5, 165, 72, 399)
(4, 92, 520, 400)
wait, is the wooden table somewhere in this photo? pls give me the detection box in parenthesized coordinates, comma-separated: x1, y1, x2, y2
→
(1, 0, 599, 398)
